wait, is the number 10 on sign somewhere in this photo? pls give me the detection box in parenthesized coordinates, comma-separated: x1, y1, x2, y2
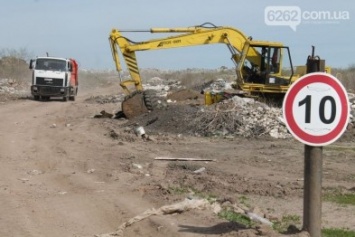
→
(283, 72, 349, 146)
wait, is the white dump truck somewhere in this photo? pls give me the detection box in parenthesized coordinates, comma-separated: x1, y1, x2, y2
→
(29, 56, 78, 101)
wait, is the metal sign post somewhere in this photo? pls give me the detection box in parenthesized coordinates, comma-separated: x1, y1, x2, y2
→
(303, 145, 322, 236)
(303, 47, 323, 237)
(283, 47, 349, 237)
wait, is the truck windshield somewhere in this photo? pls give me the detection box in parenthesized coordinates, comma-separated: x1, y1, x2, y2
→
(36, 59, 67, 71)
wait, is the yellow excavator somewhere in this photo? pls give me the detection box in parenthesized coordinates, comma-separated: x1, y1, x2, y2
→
(108, 23, 324, 118)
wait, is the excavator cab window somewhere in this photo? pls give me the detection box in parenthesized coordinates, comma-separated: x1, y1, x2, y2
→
(242, 45, 293, 85)
(258, 46, 279, 75)
(270, 47, 280, 73)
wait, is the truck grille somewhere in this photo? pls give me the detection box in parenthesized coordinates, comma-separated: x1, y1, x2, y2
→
(39, 86, 62, 94)
(36, 77, 63, 86)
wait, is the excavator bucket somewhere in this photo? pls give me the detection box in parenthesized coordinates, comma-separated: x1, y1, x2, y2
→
(121, 90, 160, 119)
(121, 91, 149, 119)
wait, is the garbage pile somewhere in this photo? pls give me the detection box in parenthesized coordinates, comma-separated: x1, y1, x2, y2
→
(123, 88, 289, 139)
(88, 76, 355, 140)
(0, 78, 30, 101)
(143, 77, 183, 97)
(128, 78, 355, 139)
(348, 93, 355, 121)
(190, 96, 290, 138)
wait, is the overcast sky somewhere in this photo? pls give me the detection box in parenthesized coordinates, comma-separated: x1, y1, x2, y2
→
(0, 0, 354, 70)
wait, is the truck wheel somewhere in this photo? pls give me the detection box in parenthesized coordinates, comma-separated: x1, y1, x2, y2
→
(69, 88, 78, 101)
(63, 96, 68, 102)
(34, 95, 40, 101)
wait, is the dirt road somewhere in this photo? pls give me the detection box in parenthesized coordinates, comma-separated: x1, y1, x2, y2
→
(0, 85, 354, 237)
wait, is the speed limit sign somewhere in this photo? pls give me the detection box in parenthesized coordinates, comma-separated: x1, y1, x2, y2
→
(283, 72, 350, 146)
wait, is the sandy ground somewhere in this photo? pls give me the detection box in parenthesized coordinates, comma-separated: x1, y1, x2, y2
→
(0, 84, 354, 237)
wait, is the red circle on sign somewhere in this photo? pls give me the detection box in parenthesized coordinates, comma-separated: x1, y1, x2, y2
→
(283, 73, 349, 146)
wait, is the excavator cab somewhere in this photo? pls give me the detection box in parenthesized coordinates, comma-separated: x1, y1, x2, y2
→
(236, 43, 294, 96)
(241, 45, 293, 84)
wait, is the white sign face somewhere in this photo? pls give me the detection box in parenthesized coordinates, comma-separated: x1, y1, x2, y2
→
(283, 72, 349, 146)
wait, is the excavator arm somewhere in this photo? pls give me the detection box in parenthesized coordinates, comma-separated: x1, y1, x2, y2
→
(109, 24, 264, 94)
(109, 33, 143, 94)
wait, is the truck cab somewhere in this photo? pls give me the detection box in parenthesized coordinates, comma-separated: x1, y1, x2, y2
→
(29, 57, 78, 101)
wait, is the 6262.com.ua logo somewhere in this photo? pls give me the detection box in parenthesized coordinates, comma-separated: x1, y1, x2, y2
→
(265, 6, 350, 31)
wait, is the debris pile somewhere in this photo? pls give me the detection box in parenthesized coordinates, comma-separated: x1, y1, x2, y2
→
(125, 93, 288, 138)
(141, 77, 183, 97)
(84, 77, 355, 140)
(129, 88, 355, 139)
(95, 198, 211, 237)
(191, 96, 290, 138)
(0, 78, 30, 101)
(349, 93, 355, 122)
(122, 77, 291, 138)
(202, 78, 233, 93)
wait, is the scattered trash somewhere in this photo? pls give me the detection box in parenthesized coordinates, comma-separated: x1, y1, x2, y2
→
(133, 125, 153, 141)
(193, 167, 206, 173)
(95, 197, 274, 237)
(246, 211, 273, 226)
(27, 169, 43, 175)
(134, 126, 145, 137)
(95, 198, 210, 237)
(132, 163, 143, 169)
(87, 169, 95, 174)
(146, 117, 158, 126)
(94, 110, 114, 119)
(18, 178, 29, 182)
(109, 129, 119, 139)
(155, 157, 215, 162)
